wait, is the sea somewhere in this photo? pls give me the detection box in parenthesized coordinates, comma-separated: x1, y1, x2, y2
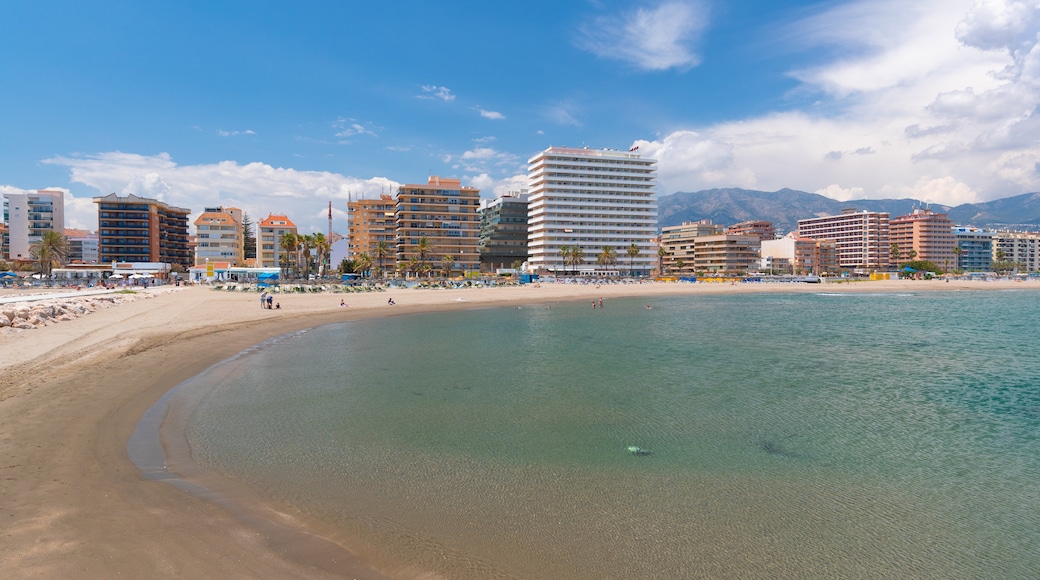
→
(143, 290, 1040, 578)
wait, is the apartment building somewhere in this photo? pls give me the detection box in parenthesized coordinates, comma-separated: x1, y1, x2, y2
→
(953, 227, 993, 271)
(692, 234, 762, 275)
(798, 208, 890, 271)
(257, 214, 297, 268)
(761, 235, 840, 275)
(2, 189, 64, 262)
(478, 191, 529, 272)
(348, 194, 396, 266)
(726, 220, 775, 241)
(660, 220, 723, 275)
(992, 231, 1040, 271)
(526, 146, 657, 276)
(889, 209, 956, 269)
(94, 193, 191, 267)
(64, 228, 99, 264)
(394, 176, 481, 275)
(194, 206, 244, 265)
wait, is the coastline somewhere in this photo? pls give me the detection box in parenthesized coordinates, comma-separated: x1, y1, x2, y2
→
(1, 279, 1036, 578)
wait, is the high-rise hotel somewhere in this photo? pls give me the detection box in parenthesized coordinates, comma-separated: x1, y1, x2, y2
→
(526, 146, 657, 276)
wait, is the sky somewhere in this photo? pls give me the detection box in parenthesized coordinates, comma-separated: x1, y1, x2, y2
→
(2, 0, 1039, 235)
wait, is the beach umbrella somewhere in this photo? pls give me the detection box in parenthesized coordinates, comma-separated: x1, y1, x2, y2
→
(0, 271, 17, 278)
(109, 274, 124, 279)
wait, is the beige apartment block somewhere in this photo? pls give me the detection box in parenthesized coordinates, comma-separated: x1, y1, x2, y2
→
(258, 214, 297, 268)
(194, 206, 244, 266)
(798, 208, 890, 271)
(394, 176, 481, 275)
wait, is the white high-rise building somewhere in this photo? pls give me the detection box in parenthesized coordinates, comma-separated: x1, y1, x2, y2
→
(526, 146, 657, 276)
(2, 189, 65, 261)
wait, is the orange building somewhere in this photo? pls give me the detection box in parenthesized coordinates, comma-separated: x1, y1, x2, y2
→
(889, 209, 956, 269)
(726, 220, 775, 241)
(347, 194, 396, 270)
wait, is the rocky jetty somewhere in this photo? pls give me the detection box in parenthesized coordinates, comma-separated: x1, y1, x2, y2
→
(0, 291, 159, 333)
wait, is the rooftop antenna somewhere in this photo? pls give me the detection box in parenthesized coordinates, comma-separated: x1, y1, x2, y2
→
(328, 200, 333, 239)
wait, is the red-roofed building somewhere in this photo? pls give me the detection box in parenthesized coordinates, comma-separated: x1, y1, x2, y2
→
(258, 214, 297, 268)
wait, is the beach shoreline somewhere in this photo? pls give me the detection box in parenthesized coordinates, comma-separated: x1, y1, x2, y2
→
(1, 279, 1035, 578)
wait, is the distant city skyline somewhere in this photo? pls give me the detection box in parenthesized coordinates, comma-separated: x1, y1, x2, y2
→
(2, 0, 1038, 235)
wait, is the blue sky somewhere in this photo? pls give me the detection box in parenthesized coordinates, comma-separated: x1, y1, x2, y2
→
(2, 0, 1039, 234)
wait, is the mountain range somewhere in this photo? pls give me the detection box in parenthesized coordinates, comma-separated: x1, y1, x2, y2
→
(658, 188, 1040, 235)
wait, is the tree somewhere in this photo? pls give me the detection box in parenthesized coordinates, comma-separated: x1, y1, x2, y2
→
(952, 246, 963, 271)
(675, 258, 686, 275)
(353, 253, 372, 277)
(597, 245, 617, 271)
(907, 249, 917, 261)
(375, 240, 393, 279)
(890, 243, 901, 264)
(30, 230, 69, 277)
(440, 254, 456, 277)
(558, 246, 572, 275)
(279, 232, 299, 278)
(312, 233, 330, 277)
(627, 243, 640, 276)
(657, 246, 667, 276)
(415, 236, 432, 276)
(242, 212, 256, 261)
(569, 246, 586, 274)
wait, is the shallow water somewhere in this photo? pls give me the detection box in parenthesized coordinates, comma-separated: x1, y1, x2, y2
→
(173, 291, 1040, 578)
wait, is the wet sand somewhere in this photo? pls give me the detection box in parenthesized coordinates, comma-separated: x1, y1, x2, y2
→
(0, 278, 1034, 578)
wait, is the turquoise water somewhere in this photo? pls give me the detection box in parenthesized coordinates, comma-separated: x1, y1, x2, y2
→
(178, 291, 1040, 578)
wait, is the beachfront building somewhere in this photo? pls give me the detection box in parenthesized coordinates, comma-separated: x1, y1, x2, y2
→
(94, 193, 192, 269)
(889, 209, 956, 270)
(64, 228, 99, 264)
(347, 194, 396, 265)
(798, 208, 890, 272)
(526, 146, 657, 276)
(394, 176, 481, 276)
(659, 220, 724, 276)
(0, 222, 8, 261)
(2, 189, 65, 262)
(953, 227, 994, 271)
(478, 191, 530, 272)
(761, 234, 840, 275)
(726, 220, 776, 241)
(992, 231, 1040, 272)
(257, 214, 297, 269)
(194, 206, 244, 266)
(692, 234, 762, 276)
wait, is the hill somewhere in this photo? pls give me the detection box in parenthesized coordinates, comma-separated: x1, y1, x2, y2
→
(658, 188, 1040, 234)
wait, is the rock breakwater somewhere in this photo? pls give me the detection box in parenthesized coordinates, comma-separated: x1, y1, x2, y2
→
(0, 291, 159, 333)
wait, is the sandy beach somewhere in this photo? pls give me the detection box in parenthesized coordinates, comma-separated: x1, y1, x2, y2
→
(0, 278, 1035, 578)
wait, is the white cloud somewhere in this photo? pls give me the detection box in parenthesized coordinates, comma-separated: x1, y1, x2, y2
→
(577, 1, 709, 71)
(815, 184, 866, 201)
(418, 85, 456, 102)
(217, 129, 256, 137)
(332, 117, 378, 141)
(42, 152, 399, 234)
(477, 108, 506, 120)
(639, 0, 1040, 206)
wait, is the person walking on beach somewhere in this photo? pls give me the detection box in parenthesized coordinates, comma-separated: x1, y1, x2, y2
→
(260, 291, 267, 309)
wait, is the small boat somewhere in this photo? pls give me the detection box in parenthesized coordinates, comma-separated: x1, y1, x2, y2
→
(627, 446, 652, 456)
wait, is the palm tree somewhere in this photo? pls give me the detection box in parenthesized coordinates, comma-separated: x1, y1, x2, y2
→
(657, 246, 667, 276)
(558, 245, 572, 275)
(312, 232, 330, 277)
(415, 236, 432, 277)
(375, 240, 392, 279)
(440, 254, 456, 278)
(890, 243, 901, 265)
(279, 232, 298, 278)
(299, 234, 316, 279)
(569, 246, 585, 274)
(30, 230, 69, 277)
(597, 245, 618, 272)
(353, 253, 372, 277)
(627, 243, 640, 276)
(952, 246, 963, 271)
